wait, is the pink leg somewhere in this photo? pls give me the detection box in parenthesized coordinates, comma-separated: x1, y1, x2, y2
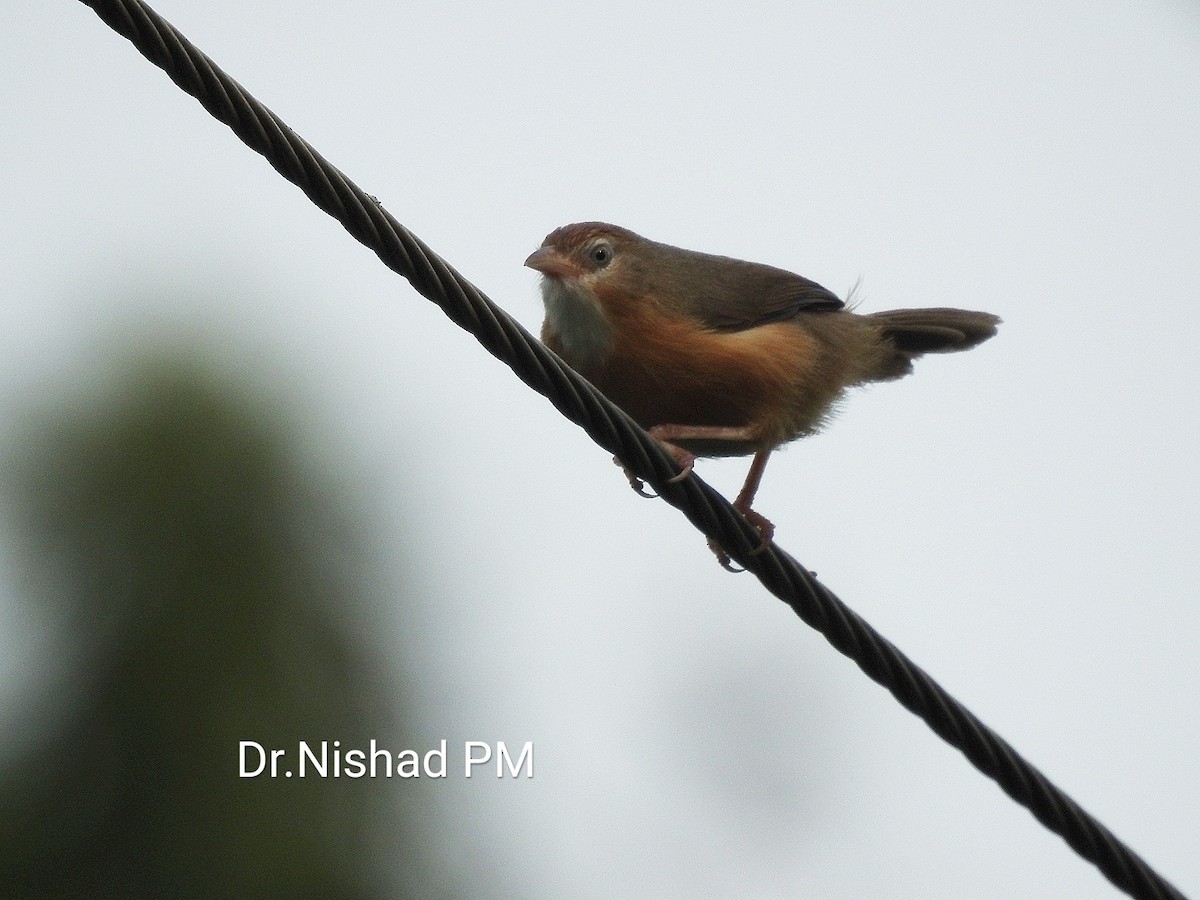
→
(703, 449, 776, 571)
(624, 425, 776, 571)
(617, 424, 759, 496)
(733, 450, 775, 554)
(733, 449, 771, 513)
(648, 424, 758, 483)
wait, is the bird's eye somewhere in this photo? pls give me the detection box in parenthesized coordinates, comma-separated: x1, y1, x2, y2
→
(588, 243, 613, 266)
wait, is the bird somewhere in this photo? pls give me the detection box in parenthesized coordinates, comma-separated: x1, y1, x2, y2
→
(525, 221, 999, 569)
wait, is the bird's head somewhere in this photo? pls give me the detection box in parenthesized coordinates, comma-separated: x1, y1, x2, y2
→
(525, 221, 643, 285)
(526, 222, 649, 369)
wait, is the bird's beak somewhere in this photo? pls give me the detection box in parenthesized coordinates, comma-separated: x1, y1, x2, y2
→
(524, 246, 579, 279)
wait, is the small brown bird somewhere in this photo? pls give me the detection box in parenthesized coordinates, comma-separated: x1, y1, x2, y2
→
(526, 222, 999, 567)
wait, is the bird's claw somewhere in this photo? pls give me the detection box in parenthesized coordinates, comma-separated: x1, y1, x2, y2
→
(615, 456, 657, 498)
(614, 435, 694, 496)
(740, 507, 775, 555)
(645, 429, 697, 484)
(709, 505, 776, 571)
(666, 457, 694, 483)
(708, 537, 745, 572)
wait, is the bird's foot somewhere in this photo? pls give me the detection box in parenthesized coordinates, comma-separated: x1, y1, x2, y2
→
(709, 504, 775, 572)
(739, 505, 775, 554)
(646, 428, 696, 483)
(615, 456, 656, 498)
(614, 435, 696, 497)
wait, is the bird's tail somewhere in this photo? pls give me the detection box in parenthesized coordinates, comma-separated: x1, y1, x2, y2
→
(865, 307, 1000, 380)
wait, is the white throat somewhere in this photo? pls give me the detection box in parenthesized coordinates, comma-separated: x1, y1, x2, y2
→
(540, 277, 614, 371)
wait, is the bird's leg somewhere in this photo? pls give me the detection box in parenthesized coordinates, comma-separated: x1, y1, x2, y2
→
(617, 424, 774, 570)
(732, 449, 775, 553)
(613, 439, 695, 497)
(699, 451, 774, 570)
(615, 424, 745, 497)
(701, 448, 776, 571)
(646, 424, 754, 482)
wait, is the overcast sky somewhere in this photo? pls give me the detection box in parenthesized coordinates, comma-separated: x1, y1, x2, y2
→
(2, 2, 1199, 897)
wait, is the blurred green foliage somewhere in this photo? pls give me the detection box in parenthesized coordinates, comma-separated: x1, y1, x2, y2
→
(0, 350, 453, 898)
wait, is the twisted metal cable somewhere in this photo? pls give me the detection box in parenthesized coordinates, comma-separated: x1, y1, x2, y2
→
(75, 2, 1187, 898)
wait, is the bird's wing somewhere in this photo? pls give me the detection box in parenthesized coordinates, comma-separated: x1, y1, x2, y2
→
(686, 258, 845, 331)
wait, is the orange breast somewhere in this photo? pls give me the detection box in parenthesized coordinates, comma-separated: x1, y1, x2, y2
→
(582, 300, 832, 451)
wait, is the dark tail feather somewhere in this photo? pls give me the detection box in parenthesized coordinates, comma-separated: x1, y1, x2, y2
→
(864, 307, 1000, 380)
(869, 308, 1000, 353)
